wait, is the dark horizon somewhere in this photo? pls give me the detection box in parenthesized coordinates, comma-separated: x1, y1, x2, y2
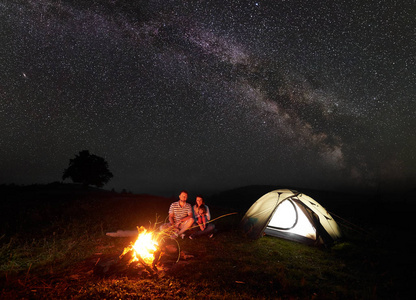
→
(1, 180, 413, 201)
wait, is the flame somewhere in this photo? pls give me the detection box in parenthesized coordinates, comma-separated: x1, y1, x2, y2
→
(122, 227, 159, 265)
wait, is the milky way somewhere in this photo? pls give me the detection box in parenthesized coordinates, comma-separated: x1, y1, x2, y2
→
(1, 0, 415, 195)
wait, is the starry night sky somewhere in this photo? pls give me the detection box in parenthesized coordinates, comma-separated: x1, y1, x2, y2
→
(1, 0, 415, 196)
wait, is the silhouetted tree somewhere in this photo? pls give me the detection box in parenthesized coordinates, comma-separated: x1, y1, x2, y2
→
(62, 150, 113, 188)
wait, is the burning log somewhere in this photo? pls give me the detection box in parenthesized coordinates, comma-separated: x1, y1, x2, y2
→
(119, 248, 156, 276)
(137, 254, 156, 275)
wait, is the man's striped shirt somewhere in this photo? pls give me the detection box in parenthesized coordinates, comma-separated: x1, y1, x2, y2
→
(169, 201, 192, 224)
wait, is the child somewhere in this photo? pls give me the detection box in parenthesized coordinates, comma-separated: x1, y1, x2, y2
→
(197, 206, 208, 231)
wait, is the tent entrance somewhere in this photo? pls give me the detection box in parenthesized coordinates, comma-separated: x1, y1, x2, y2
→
(264, 199, 317, 243)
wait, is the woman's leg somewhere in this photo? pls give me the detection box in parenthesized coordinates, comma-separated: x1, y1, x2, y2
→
(191, 224, 215, 238)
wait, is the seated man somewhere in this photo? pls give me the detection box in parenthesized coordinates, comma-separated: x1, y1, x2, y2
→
(166, 190, 194, 239)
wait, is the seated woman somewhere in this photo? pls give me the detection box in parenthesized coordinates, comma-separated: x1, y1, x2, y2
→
(189, 195, 215, 239)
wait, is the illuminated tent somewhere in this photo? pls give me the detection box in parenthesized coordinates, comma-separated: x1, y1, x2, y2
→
(241, 189, 342, 245)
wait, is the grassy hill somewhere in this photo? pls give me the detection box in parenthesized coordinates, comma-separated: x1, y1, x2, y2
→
(0, 183, 414, 299)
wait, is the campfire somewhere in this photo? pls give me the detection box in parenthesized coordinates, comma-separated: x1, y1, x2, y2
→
(117, 226, 166, 276)
(121, 227, 159, 265)
(95, 225, 193, 277)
